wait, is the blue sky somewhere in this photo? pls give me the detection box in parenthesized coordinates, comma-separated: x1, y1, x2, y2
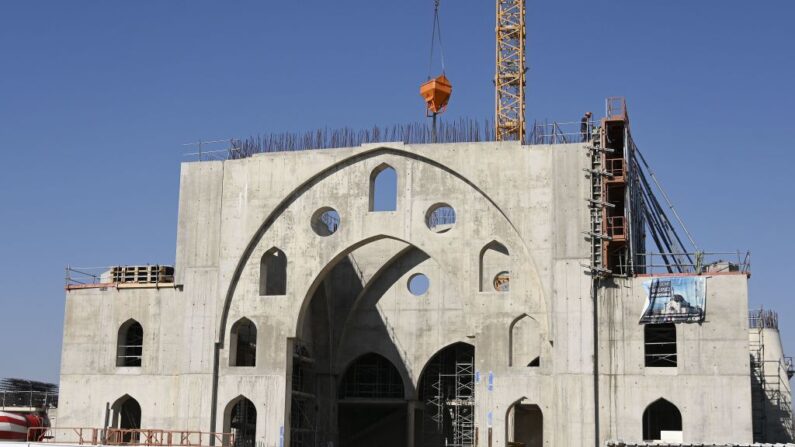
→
(0, 1, 793, 383)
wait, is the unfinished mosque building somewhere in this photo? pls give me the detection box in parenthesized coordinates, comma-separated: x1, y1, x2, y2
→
(58, 101, 794, 447)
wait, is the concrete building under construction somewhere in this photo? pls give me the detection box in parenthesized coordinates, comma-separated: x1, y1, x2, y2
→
(54, 100, 794, 447)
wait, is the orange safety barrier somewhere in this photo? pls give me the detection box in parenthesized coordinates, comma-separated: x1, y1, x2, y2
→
(28, 427, 234, 447)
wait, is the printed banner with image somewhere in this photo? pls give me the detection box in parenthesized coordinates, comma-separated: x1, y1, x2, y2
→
(640, 276, 706, 324)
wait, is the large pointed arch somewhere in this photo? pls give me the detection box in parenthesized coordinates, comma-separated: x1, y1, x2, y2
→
(210, 146, 551, 434)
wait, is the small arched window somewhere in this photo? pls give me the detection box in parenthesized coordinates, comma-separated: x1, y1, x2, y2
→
(260, 247, 286, 296)
(230, 318, 257, 367)
(369, 164, 397, 212)
(643, 398, 682, 441)
(480, 241, 510, 292)
(117, 320, 143, 367)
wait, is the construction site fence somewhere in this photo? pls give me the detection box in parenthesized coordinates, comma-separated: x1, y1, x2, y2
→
(0, 391, 58, 409)
(617, 251, 751, 276)
(28, 427, 235, 447)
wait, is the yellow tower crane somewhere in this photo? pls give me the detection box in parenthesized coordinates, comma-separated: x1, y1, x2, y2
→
(495, 0, 526, 142)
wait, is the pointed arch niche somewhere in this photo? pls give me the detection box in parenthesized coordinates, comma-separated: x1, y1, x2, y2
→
(509, 314, 541, 367)
(480, 241, 510, 292)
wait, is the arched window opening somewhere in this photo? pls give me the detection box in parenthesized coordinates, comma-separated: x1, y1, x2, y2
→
(116, 320, 143, 367)
(369, 164, 397, 212)
(418, 343, 475, 445)
(224, 397, 257, 447)
(339, 353, 405, 399)
(230, 318, 257, 367)
(480, 241, 510, 292)
(509, 315, 541, 367)
(506, 402, 542, 447)
(643, 398, 682, 441)
(110, 395, 141, 444)
(644, 323, 677, 367)
(259, 247, 286, 296)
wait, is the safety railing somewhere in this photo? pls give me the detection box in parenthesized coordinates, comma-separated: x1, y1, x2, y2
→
(617, 251, 751, 276)
(528, 120, 595, 145)
(0, 390, 58, 409)
(29, 427, 235, 447)
(66, 265, 176, 290)
(749, 308, 779, 329)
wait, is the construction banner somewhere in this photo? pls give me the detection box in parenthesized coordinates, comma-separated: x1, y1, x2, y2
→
(640, 277, 706, 324)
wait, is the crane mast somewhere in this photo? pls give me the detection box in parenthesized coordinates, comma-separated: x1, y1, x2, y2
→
(495, 0, 526, 142)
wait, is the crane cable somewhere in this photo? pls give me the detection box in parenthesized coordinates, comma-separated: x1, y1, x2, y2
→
(427, 0, 446, 79)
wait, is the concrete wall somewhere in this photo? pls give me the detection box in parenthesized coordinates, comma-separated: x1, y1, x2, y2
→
(58, 141, 764, 447)
(598, 274, 753, 444)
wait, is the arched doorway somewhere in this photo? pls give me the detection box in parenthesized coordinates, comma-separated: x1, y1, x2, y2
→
(224, 396, 257, 447)
(110, 395, 141, 443)
(506, 401, 542, 447)
(643, 398, 682, 441)
(337, 353, 407, 447)
(417, 342, 475, 447)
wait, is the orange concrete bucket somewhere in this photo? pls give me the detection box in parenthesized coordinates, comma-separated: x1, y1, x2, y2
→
(420, 74, 452, 114)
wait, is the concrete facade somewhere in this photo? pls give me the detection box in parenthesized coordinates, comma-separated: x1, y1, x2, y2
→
(58, 141, 775, 446)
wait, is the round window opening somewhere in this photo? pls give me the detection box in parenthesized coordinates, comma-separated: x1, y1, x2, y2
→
(407, 273, 430, 296)
(494, 271, 510, 292)
(311, 207, 340, 236)
(425, 203, 456, 233)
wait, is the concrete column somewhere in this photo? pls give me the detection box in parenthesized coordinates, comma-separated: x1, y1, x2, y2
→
(406, 400, 419, 447)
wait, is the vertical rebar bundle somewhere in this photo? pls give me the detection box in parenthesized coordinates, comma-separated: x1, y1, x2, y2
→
(228, 118, 497, 159)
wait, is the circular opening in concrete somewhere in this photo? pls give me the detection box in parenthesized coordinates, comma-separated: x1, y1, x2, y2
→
(407, 273, 429, 296)
(425, 203, 456, 233)
(311, 207, 340, 236)
(493, 271, 510, 292)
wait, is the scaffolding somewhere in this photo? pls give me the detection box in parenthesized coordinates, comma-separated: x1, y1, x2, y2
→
(748, 309, 794, 443)
(423, 359, 475, 447)
(289, 341, 317, 447)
